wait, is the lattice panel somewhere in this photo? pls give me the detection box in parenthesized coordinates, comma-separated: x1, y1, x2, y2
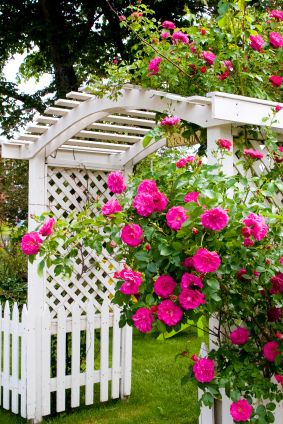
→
(46, 167, 121, 317)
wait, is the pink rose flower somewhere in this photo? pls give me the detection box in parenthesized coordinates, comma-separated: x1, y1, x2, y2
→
(269, 32, 283, 48)
(152, 191, 168, 212)
(161, 31, 170, 39)
(21, 232, 43, 255)
(162, 20, 176, 30)
(107, 171, 126, 194)
(132, 308, 154, 333)
(217, 70, 229, 81)
(186, 155, 195, 163)
(176, 158, 187, 168)
(148, 57, 162, 75)
(270, 10, 283, 21)
(182, 257, 194, 269)
(268, 307, 283, 322)
(242, 213, 268, 241)
(223, 60, 233, 71)
(200, 207, 229, 231)
(275, 104, 283, 112)
(166, 206, 188, 231)
(160, 116, 181, 126)
(201, 51, 216, 65)
(179, 289, 205, 310)
(275, 375, 283, 385)
(119, 15, 126, 22)
(237, 268, 247, 281)
(181, 273, 203, 289)
(270, 273, 283, 294)
(249, 34, 264, 51)
(157, 300, 183, 326)
(192, 248, 221, 273)
(184, 192, 199, 203)
(263, 341, 280, 362)
(39, 217, 56, 237)
(117, 269, 143, 295)
(230, 399, 252, 422)
(193, 358, 215, 383)
(121, 224, 143, 247)
(280, 256, 283, 264)
(217, 138, 232, 151)
(133, 192, 155, 217)
(269, 75, 283, 87)
(230, 327, 249, 345)
(244, 148, 264, 159)
(137, 179, 158, 194)
(172, 31, 189, 44)
(102, 199, 122, 216)
(154, 275, 176, 298)
(243, 238, 254, 247)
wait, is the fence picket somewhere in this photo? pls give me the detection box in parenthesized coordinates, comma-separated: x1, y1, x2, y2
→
(42, 307, 51, 416)
(11, 303, 19, 413)
(111, 305, 121, 399)
(3, 301, 10, 409)
(100, 300, 109, 402)
(85, 302, 95, 405)
(0, 303, 2, 407)
(198, 343, 214, 424)
(71, 303, 81, 408)
(20, 305, 28, 418)
(26, 305, 36, 419)
(57, 305, 66, 412)
(121, 324, 132, 398)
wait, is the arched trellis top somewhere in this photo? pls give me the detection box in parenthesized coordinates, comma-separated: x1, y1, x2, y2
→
(1, 86, 283, 171)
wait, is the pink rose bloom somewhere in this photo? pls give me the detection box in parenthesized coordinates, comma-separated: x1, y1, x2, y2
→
(162, 20, 176, 30)
(119, 15, 126, 22)
(132, 308, 154, 333)
(218, 70, 229, 81)
(137, 179, 158, 194)
(152, 191, 168, 212)
(217, 138, 232, 151)
(120, 270, 143, 295)
(133, 192, 155, 216)
(270, 32, 283, 48)
(242, 213, 268, 241)
(223, 60, 233, 71)
(275, 105, 283, 112)
(161, 32, 170, 39)
(270, 273, 283, 294)
(179, 289, 205, 310)
(193, 358, 215, 383)
(263, 341, 280, 362)
(268, 307, 282, 322)
(192, 248, 221, 273)
(202, 51, 216, 65)
(39, 217, 55, 237)
(176, 158, 187, 168)
(280, 256, 283, 264)
(182, 257, 194, 269)
(121, 224, 143, 247)
(172, 31, 189, 44)
(148, 57, 162, 75)
(157, 300, 183, 326)
(184, 192, 199, 203)
(243, 238, 254, 247)
(166, 206, 188, 231)
(154, 275, 176, 298)
(186, 155, 195, 163)
(160, 116, 181, 126)
(230, 399, 253, 422)
(237, 268, 247, 281)
(21, 232, 43, 255)
(107, 171, 126, 194)
(270, 10, 283, 21)
(244, 148, 264, 159)
(269, 75, 283, 87)
(102, 199, 122, 216)
(181, 273, 203, 289)
(275, 375, 283, 384)
(230, 327, 249, 345)
(249, 34, 264, 51)
(201, 207, 229, 231)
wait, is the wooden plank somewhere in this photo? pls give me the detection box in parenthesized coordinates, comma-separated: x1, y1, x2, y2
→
(63, 138, 130, 151)
(20, 305, 28, 418)
(66, 91, 93, 101)
(220, 389, 233, 424)
(104, 115, 155, 128)
(85, 302, 95, 405)
(111, 305, 121, 399)
(55, 99, 80, 108)
(26, 307, 36, 420)
(100, 300, 109, 402)
(120, 324, 132, 397)
(71, 304, 81, 408)
(88, 122, 149, 135)
(44, 106, 69, 116)
(0, 303, 2, 407)
(26, 125, 48, 134)
(36, 116, 59, 125)
(42, 308, 51, 416)
(56, 305, 66, 412)
(3, 301, 10, 409)
(11, 303, 19, 413)
(76, 130, 141, 144)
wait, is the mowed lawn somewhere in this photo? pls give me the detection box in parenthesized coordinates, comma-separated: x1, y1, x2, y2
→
(0, 328, 204, 424)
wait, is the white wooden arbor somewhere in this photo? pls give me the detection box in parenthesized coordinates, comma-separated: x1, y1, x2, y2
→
(0, 86, 283, 423)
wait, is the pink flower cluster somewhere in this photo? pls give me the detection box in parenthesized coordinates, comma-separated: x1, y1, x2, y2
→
(242, 213, 268, 243)
(148, 57, 162, 76)
(21, 217, 55, 255)
(157, 299, 183, 326)
(244, 148, 264, 160)
(269, 75, 283, 87)
(202, 51, 216, 65)
(200, 207, 229, 231)
(154, 275, 176, 298)
(107, 171, 126, 194)
(176, 155, 196, 168)
(132, 308, 154, 333)
(270, 272, 283, 294)
(230, 399, 252, 422)
(172, 31, 189, 44)
(263, 341, 280, 362)
(166, 206, 188, 231)
(192, 248, 221, 273)
(121, 223, 144, 247)
(184, 191, 199, 203)
(102, 199, 122, 216)
(230, 327, 249, 345)
(114, 267, 143, 295)
(250, 34, 264, 51)
(270, 10, 283, 21)
(160, 115, 181, 126)
(179, 289, 205, 310)
(270, 32, 283, 48)
(181, 273, 203, 289)
(217, 138, 232, 151)
(193, 358, 215, 383)
(162, 20, 176, 30)
(133, 180, 168, 216)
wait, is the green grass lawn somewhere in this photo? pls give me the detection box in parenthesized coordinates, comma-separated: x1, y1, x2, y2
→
(0, 327, 204, 424)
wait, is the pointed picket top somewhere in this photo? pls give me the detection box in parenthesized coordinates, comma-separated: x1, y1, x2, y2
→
(21, 304, 28, 322)
(4, 300, 10, 318)
(12, 302, 19, 321)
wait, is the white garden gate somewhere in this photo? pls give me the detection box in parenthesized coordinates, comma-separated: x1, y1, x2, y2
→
(1, 86, 283, 423)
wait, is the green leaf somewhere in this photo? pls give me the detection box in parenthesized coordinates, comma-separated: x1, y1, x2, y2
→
(37, 259, 45, 277)
(142, 134, 153, 148)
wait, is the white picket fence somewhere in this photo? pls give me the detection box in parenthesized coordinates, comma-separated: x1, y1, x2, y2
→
(198, 343, 283, 424)
(0, 300, 132, 420)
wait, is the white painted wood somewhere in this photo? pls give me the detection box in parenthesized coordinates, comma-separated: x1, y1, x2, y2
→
(111, 305, 121, 399)
(75, 129, 141, 144)
(3, 301, 10, 410)
(55, 99, 80, 108)
(120, 324, 132, 397)
(220, 389, 233, 424)
(36, 116, 59, 125)
(26, 306, 36, 420)
(71, 304, 81, 408)
(56, 305, 66, 412)
(100, 300, 109, 402)
(104, 114, 155, 128)
(89, 122, 148, 135)
(63, 139, 130, 151)
(11, 303, 19, 414)
(85, 302, 95, 405)
(120, 137, 166, 166)
(0, 303, 2, 407)
(198, 343, 214, 424)
(20, 305, 28, 418)
(41, 307, 51, 416)
(66, 91, 93, 101)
